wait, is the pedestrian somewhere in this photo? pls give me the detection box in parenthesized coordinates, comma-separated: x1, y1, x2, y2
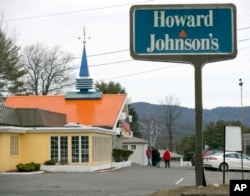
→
(152, 147, 157, 166)
(155, 149, 161, 168)
(163, 148, 171, 168)
(146, 146, 152, 166)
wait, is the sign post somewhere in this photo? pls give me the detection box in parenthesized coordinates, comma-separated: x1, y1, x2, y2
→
(130, 4, 237, 186)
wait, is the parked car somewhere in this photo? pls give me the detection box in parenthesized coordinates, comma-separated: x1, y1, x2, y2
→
(203, 152, 250, 171)
(191, 150, 223, 166)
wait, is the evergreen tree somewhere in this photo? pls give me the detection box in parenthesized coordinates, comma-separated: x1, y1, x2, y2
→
(203, 120, 241, 150)
(129, 105, 141, 138)
(0, 27, 26, 98)
(95, 80, 126, 94)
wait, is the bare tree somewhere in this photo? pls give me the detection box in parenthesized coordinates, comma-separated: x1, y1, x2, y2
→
(20, 43, 76, 95)
(160, 95, 181, 151)
(139, 113, 164, 147)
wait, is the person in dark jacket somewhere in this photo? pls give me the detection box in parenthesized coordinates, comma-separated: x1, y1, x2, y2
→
(163, 148, 171, 168)
(151, 147, 157, 166)
(155, 149, 161, 168)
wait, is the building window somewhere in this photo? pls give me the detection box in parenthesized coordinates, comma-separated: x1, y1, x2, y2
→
(131, 145, 136, 150)
(71, 136, 89, 163)
(50, 136, 68, 163)
(122, 145, 128, 150)
(10, 135, 19, 156)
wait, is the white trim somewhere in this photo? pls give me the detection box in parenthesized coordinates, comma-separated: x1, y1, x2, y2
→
(0, 126, 116, 135)
(40, 161, 132, 172)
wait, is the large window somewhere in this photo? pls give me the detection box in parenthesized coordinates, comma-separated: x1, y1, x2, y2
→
(50, 136, 68, 163)
(10, 135, 19, 156)
(71, 136, 89, 163)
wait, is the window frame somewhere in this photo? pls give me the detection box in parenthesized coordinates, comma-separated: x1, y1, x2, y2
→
(10, 135, 19, 156)
(71, 136, 89, 163)
(50, 136, 68, 163)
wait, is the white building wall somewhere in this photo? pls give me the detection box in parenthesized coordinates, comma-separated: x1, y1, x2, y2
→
(127, 143, 148, 165)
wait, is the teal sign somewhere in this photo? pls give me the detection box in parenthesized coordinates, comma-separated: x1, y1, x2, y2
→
(130, 4, 236, 58)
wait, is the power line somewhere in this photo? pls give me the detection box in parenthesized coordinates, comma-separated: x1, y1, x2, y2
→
(69, 49, 128, 60)
(89, 59, 132, 67)
(1, 39, 250, 69)
(1, 42, 250, 70)
(238, 38, 250, 42)
(101, 64, 182, 80)
(238, 26, 250, 30)
(88, 49, 128, 57)
(3, 0, 153, 22)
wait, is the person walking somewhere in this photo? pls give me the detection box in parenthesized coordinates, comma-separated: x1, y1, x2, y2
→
(155, 149, 161, 168)
(146, 146, 152, 166)
(151, 147, 157, 166)
(163, 148, 171, 168)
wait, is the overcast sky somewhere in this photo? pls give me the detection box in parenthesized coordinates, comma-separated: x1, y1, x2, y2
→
(1, 0, 250, 109)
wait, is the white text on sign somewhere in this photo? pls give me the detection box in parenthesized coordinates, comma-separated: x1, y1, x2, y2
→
(147, 10, 219, 53)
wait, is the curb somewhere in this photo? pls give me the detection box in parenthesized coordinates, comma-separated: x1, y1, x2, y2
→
(0, 171, 45, 175)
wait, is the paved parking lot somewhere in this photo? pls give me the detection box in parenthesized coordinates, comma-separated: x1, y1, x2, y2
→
(0, 165, 249, 196)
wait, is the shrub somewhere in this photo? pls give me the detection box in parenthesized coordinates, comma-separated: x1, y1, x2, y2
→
(112, 149, 123, 162)
(32, 162, 41, 171)
(112, 149, 133, 162)
(122, 150, 133, 161)
(44, 160, 56, 165)
(16, 162, 41, 172)
(16, 163, 34, 172)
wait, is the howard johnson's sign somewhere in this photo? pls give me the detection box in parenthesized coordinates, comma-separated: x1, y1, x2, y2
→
(130, 4, 237, 62)
(130, 4, 237, 186)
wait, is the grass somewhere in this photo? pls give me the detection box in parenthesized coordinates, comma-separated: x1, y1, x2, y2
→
(151, 184, 229, 196)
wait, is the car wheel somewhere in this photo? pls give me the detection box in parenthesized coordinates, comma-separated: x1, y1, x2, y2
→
(219, 163, 228, 172)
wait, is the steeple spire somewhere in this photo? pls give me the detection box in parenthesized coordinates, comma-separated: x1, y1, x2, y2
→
(65, 28, 102, 100)
(79, 27, 89, 77)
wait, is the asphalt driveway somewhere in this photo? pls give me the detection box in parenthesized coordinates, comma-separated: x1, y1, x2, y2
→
(0, 165, 249, 196)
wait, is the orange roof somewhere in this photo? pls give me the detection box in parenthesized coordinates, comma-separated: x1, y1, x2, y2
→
(5, 94, 126, 127)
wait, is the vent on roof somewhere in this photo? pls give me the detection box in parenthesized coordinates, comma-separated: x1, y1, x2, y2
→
(75, 77, 94, 92)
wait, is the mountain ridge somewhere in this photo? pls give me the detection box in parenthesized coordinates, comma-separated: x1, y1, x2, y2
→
(131, 102, 250, 134)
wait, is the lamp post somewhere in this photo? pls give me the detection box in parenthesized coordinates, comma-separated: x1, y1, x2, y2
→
(239, 78, 244, 180)
(239, 78, 243, 125)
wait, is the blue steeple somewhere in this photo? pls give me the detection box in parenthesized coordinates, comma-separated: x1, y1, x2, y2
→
(75, 28, 94, 93)
(79, 45, 89, 77)
(65, 28, 102, 100)
(75, 43, 93, 92)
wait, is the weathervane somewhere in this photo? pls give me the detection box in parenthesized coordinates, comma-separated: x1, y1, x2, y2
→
(78, 27, 91, 45)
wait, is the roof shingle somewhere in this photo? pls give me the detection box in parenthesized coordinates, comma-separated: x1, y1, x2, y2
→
(5, 94, 126, 127)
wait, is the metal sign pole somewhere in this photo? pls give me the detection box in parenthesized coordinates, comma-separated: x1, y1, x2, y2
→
(193, 63, 205, 186)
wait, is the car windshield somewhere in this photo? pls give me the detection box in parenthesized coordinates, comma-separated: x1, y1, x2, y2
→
(205, 150, 223, 156)
(225, 153, 238, 158)
(208, 152, 223, 156)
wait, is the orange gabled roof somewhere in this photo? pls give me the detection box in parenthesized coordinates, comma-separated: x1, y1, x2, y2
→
(5, 94, 126, 127)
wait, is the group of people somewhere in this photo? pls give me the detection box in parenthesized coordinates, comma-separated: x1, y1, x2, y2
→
(146, 146, 171, 168)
